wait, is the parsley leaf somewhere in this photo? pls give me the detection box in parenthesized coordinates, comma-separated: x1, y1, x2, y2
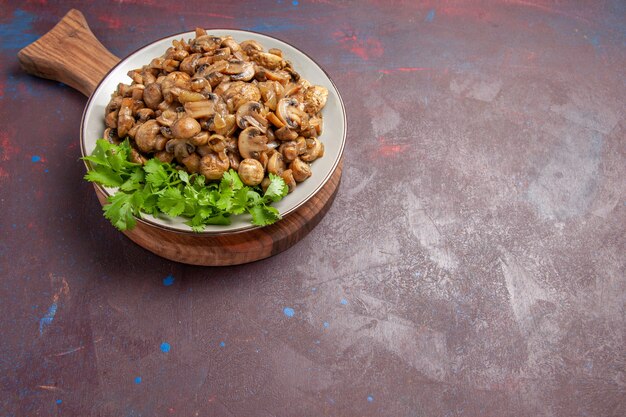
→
(82, 140, 289, 232)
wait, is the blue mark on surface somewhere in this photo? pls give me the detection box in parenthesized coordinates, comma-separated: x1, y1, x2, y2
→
(56, 399, 62, 404)
(367, 395, 374, 402)
(163, 274, 175, 286)
(292, 0, 299, 5)
(340, 298, 348, 305)
(283, 307, 295, 317)
(160, 342, 171, 353)
(39, 303, 57, 334)
(219, 341, 226, 347)
(311, 287, 317, 292)
(134, 376, 142, 384)
(589, 34, 600, 47)
(247, 19, 300, 33)
(323, 321, 329, 328)
(44, 169, 49, 173)
(31, 155, 41, 162)
(0, 9, 39, 50)
(425, 9, 436, 22)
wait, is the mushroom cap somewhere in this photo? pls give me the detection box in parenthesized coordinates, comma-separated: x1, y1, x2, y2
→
(236, 101, 267, 131)
(171, 116, 201, 139)
(200, 151, 230, 180)
(135, 120, 161, 152)
(238, 126, 268, 159)
(238, 158, 264, 186)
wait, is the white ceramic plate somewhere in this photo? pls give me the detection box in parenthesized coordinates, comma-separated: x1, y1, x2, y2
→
(81, 29, 346, 234)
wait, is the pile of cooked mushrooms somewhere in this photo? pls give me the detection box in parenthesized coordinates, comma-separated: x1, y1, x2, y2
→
(103, 28, 328, 192)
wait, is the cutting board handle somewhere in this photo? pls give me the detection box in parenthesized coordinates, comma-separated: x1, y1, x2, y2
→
(17, 9, 120, 97)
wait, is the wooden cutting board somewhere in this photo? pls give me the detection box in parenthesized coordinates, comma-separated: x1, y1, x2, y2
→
(18, 9, 343, 266)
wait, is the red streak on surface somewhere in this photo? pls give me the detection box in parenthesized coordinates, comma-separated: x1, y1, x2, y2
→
(98, 15, 123, 30)
(333, 30, 384, 61)
(0, 132, 19, 162)
(379, 67, 433, 74)
(377, 136, 410, 157)
(504, 0, 593, 24)
(0, 81, 4, 98)
(0, 167, 8, 180)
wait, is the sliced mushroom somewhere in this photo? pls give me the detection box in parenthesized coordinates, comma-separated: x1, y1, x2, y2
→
(179, 53, 202, 75)
(200, 151, 230, 180)
(117, 98, 135, 138)
(275, 126, 298, 141)
(136, 108, 155, 122)
(181, 153, 201, 173)
(177, 90, 206, 103)
(143, 83, 163, 110)
(105, 110, 118, 129)
(155, 134, 168, 151)
(189, 131, 209, 147)
(279, 140, 298, 162)
(301, 138, 324, 162)
(184, 95, 219, 119)
(227, 151, 241, 171)
(240, 39, 264, 54)
(103, 127, 120, 144)
(208, 134, 226, 152)
(156, 109, 178, 127)
(130, 148, 147, 165)
(221, 37, 241, 52)
(224, 60, 255, 82)
(154, 150, 174, 163)
(192, 35, 223, 53)
(267, 152, 286, 175)
(236, 101, 268, 131)
(281, 169, 296, 193)
(171, 116, 201, 139)
(303, 85, 329, 115)
(238, 158, 264, 186)
(238, 127, 268, 160)
(165, 139, 195, 162)
(212, 113, 237, 136)
(276, 98, 305, 130)
(250, 51, 283, 69)
(289, 157, 312, 182)
(222, 82, 261, 112)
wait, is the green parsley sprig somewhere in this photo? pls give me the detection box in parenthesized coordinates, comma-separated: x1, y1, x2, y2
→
(82, 139, 288, 232)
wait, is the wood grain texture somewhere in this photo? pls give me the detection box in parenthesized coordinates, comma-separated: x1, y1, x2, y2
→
(19, 8, 342, 265)
(17, 9, 119, 96)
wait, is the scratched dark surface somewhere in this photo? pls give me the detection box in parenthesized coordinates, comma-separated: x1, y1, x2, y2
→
(1, 0, 625, 416)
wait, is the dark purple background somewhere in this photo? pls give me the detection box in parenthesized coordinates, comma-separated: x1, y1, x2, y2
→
(1, 1, 625, 416)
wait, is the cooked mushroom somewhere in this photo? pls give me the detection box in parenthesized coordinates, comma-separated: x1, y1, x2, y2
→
(165, 139, 195, 162)
(275, 126, 298, 141)
(250, 51, 283, 69)
(238, 127, 268, 160)
(240, 39, 264, 54)
(238, 158, 264, 186)
(189, 131, 209, 147)
(279, 141, 298, 162)
(200, 151, 230, 180)
(267, 152, 286, 175)
(224, 60, 255, 82)
(154, 150, 174, 163)
(281, 169, 296, 193)
(303, 85, 329, 115)
(181, 153, 201, 173)
(117, 98, 135, 138)
(276, 98, 305, 130)
(171, 116, 201, 139)
(301, 138, 324, 162)
(103, 30, 327, 189)
(289, 157, 312, 182)
(236, 101, 268, 131)
(130, 148, 147, 165)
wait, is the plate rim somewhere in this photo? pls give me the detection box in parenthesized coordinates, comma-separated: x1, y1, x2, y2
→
(80, 28, 346, 236)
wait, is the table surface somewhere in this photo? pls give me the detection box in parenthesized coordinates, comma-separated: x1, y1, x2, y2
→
(1, 1, 625, 416)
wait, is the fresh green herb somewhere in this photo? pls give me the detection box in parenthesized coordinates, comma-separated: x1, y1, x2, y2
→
(82, 139, 288, 232)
